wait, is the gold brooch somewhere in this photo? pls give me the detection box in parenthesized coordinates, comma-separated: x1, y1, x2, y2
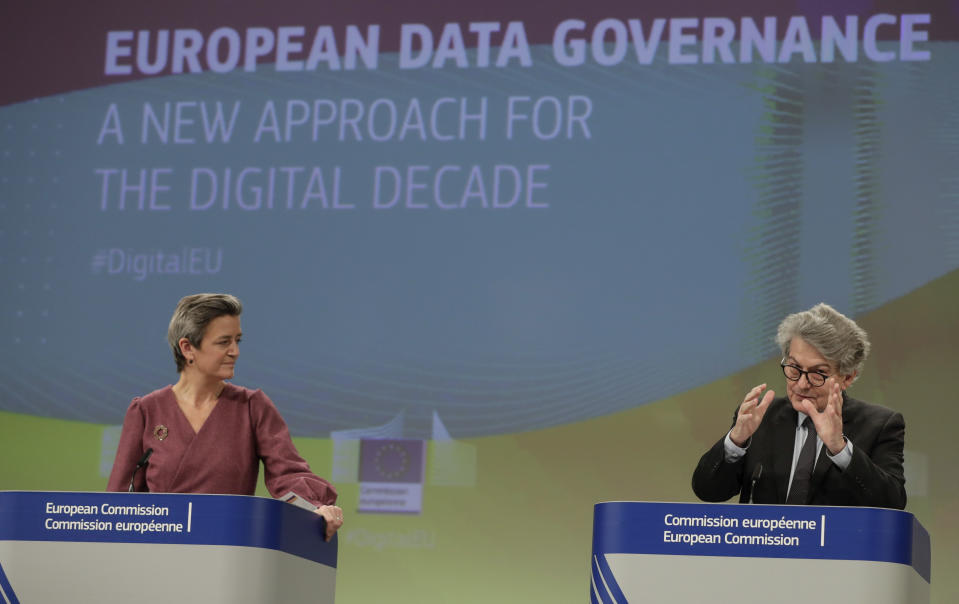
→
(153, 425, 169, 441)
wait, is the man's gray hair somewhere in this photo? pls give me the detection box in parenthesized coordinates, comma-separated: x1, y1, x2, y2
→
(775, 303, 870, 380)
(167, 293, 243, 372)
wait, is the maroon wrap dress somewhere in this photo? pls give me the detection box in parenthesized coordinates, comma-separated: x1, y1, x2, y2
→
(106, 383, 336, 507)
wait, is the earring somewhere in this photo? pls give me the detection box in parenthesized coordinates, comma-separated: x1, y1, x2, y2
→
(188, 358, 195, 365)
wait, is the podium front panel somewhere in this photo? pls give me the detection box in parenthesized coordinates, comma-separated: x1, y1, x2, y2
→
(0, 491, 336, 604)
(590, 501, 930, 604)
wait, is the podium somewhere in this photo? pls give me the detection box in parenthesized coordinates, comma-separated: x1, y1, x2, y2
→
(0, 491, 336, 603)
(590, 501, 930, 604)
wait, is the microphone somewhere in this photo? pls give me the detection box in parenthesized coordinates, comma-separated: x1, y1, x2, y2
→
(748, 464, 763, 504)
(127, 448, 153, 493)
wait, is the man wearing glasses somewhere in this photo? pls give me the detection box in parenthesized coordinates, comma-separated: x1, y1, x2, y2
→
(692, 303, 906, 509)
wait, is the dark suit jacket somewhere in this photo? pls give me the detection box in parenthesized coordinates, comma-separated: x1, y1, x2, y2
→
(691, 393, 906, 509)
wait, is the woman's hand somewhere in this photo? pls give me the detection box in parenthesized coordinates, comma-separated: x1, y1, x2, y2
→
(316, 505, 344, 541)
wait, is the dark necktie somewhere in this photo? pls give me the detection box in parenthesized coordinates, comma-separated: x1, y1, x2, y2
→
(786, 416, 817, 504)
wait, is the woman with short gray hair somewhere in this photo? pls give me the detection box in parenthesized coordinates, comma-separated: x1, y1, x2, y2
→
(167, 293, 243, 372)
(107, 293, 345, 540)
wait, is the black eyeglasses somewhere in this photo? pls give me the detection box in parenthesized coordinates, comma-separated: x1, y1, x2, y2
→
(780, 359, 830, 387)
